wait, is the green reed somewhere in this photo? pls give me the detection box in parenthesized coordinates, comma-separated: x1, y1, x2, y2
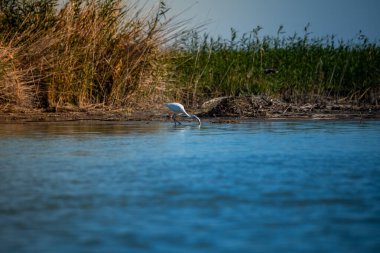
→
(170, 25, 380, 104)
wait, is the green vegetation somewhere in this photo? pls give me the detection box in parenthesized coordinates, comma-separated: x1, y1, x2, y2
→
(171, 25, 380, 105)
(0, 0, 379, 111)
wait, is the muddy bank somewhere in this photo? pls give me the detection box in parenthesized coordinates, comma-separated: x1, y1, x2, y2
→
(0, 106, 159, 123)
(197, 96, 380, 120)
(0, 96, 379, 123)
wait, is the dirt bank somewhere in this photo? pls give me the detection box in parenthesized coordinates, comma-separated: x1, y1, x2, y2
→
(0, 96, 379, 123)
(197, 96, 380, 121)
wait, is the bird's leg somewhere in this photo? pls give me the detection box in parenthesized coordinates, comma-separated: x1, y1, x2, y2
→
(173, 114, 181, 125)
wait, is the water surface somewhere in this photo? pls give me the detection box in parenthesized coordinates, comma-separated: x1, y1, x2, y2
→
(1, 120, 379, 253)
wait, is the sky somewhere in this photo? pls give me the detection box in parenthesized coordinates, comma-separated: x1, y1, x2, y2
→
(155, 0, 380, 41)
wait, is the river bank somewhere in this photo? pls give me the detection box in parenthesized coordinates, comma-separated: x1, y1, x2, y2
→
(1, 96, 378, 123)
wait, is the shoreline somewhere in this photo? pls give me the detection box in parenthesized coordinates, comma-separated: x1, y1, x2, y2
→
(3, 95, 379, 123)
(1, 107, 378, 124)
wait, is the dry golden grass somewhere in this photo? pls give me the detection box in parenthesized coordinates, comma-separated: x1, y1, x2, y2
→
(0, 43, 34, 108)
(0, 0, 180, 110)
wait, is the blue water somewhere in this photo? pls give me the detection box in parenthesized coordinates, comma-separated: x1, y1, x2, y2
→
(0, 120, 379, 253)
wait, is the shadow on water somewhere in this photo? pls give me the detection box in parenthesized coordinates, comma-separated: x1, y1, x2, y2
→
(0, 121, 166, 138)
(168, 123, 202, 131)
(1, 119, 375, 137)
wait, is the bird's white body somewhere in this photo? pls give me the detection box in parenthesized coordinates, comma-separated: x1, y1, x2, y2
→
(165, 103, 201, 125)
(165, 103, 190, 117)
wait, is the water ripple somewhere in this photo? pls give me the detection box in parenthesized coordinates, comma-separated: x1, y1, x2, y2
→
(0, 120, 379, 253)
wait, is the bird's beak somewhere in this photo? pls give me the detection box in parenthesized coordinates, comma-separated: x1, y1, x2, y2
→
(192, 115, 201, 125)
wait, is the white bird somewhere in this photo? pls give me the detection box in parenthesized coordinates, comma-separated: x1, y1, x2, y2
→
(165, 102, 201, 125)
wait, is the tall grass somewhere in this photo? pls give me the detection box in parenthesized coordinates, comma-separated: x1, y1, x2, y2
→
(170, 25, 380, 105)
(1, 1, 379, 111)
(0, 43, 32, 107)
(0, 0, 176, 109)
